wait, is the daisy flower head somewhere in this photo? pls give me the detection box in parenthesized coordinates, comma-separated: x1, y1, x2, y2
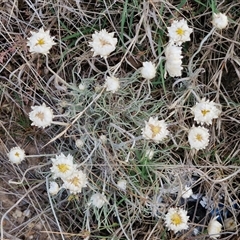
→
(212, 12, 228, 30)
(165, 207, 189, 233)
(207, 216, 222, 239)
(191, 98, 222, 125)
(50, 153, 76, 180)
(8, 147, 25, 164)
(140, 61, 157, 80)
(62, 170, 88, 194)
(48, 181, 59, 196)
(105, 76, 120, 93)
(188, 126, 210, 150)
(165, 43, 183, 77)
(89, 29, 117, 58)
(90, 192, 108, 208)
(167, 19, 193, 46)
(142, 117, 169, 143)
(27, 27, 56, 55)
(29, 103, 54, 129)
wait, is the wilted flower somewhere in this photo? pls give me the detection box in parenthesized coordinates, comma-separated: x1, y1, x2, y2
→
(90, 192, 108, 208)
(48, 181, 59, 196)
(181, 185, 193, 199)
(140, 61, 157, 80)
(212, 13, 228, 29)
(144, 148, 154, 160)
(8, 147, 25, 164)
(142, 117, 169, 143)
(191, 98, 222, 125)
(208, 216, 222, 239)
(89, 29, 117, 58)
(188, 126, 210, 150)
(165, 207, 189, 233)
(165, 43, 183, 77)
(167, 19, 193, 45)
(224, 217, 237, 231)
(50, 153, 76, 180)
(62, 170, 88, 194)
(29, 103, 54, 129)
(116, 179, 127, 191)
(27, 27, 56, 54)
(105, 76, 120, 93)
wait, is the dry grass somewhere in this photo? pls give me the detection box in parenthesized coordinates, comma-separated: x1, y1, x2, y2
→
(0, 0, 240, 239)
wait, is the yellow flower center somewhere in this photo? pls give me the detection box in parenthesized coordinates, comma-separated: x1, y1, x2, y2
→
(201, 109, 210, 116)
(171, 212, 182, 226)
(100, 38, 111, 47)
(35, 38, 45, 46)
(15, 152, 20, 157)
(57, 164, 70, 173)
(35, 112, 45, 121)
(196, 134, 203, 141)
(150, 124, 161, 137)
(176, 28, 185, 36)
(70, 176, 80, 186)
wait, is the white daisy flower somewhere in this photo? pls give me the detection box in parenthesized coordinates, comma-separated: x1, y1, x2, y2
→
(142, 117, 169, 143)
(140, 61, 157, 80)
(48, 181, 59, 196)
(167, 19, 193, 45)
(29, 103, 54, 129)
(27, 27, 56, 55)
(212, 13, 228, 30)
(8, 147, 25, 164)
(89, 29, 117, 58)
(181, 185, 193, 199)
(191, 98, 222, 125)
(90, 192, 108, 208)
(165, 207, 189, 233)
(62, 170, 88, 194)
(105, 76, 120, 93)
(165, 43, 183, 77)
(208, 216, 222, 239)
(50, 153, 76, 180)
(188, 126, 210, 150)
(116, 179, 127, 191)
